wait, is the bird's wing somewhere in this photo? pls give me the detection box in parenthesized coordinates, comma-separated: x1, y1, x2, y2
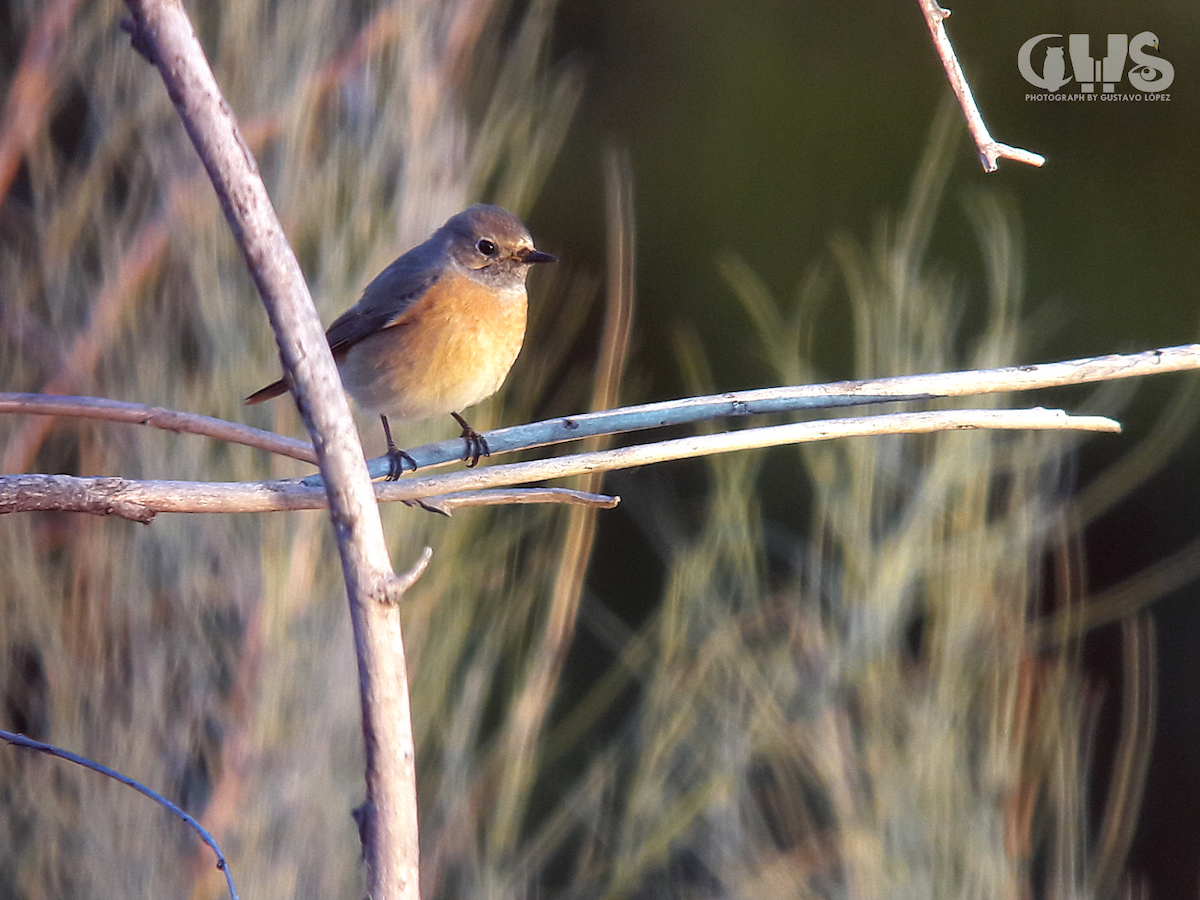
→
(325, 260, 442, 357)
(245, 257, 443, 404)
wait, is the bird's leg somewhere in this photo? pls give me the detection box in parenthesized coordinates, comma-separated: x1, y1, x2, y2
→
(380, 415, 417, 480)
(451, 412, 490, 468)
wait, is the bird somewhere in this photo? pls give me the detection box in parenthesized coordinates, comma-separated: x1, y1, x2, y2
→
(246, 204, 556, 477)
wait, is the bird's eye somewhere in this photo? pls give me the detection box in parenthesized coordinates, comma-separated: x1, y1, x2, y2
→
(476, 238, 498, 257)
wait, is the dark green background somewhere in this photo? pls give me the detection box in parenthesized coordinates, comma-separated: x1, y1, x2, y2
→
(539, 1, 1200, 896)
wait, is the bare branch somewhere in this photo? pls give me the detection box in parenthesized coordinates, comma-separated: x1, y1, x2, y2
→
(1, 408, 1119, 519)
(347, 343, 1200, 481)
(1, 728, 239, 900)
(413, 488, 621, 516)
(917, 0, 1045, 172)
(0, 474, 159, 522)
(5, 345, 1193, 481)
(120, 2, 418, 896)
(0, 392, 316, 464)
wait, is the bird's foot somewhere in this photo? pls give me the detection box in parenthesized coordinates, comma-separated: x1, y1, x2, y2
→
(384, 447, 418, 481)
(451, 412, 490, 468)
(380, 415, 418, 480)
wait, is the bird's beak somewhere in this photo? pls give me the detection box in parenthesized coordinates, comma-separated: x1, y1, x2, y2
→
(518, 248, 557, 264)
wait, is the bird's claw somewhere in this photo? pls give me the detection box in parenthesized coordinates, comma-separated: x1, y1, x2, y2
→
(452, 412, 490, 468)
(384, 447, 418, 481)
(380, 414, 417, 480)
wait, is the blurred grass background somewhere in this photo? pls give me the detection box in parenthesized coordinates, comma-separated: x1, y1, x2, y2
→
(1, 0, 1198, 898)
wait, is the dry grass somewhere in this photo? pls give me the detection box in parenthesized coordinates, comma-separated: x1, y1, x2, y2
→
(0, 6, 1162, 900)
(488, 110, 1157, 900)
(1, 1, 585, 897)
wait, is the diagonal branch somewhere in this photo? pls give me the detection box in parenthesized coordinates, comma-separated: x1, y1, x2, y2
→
(917, 0, 1045, 172)
(119, 3, 419, 898)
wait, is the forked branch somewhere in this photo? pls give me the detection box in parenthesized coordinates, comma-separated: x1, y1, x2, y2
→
(917, 0, 1045, 171)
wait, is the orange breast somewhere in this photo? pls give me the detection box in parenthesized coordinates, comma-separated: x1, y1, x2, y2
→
(337, 273, 528, 421)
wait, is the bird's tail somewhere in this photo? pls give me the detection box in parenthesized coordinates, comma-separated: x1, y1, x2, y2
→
(244, 379, 288, 405)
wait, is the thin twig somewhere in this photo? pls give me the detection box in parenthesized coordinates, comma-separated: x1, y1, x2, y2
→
(916, 0, 1045, 172)
(389, 547, 435, 599)
(414, 488, 620, 516)
(0, 408, 1120, 519)
(0, 392, 317, 464)
(0, 728, 239, 900)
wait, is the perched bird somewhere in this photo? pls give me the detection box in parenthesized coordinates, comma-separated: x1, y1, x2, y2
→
(247, 204, 556, 476)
